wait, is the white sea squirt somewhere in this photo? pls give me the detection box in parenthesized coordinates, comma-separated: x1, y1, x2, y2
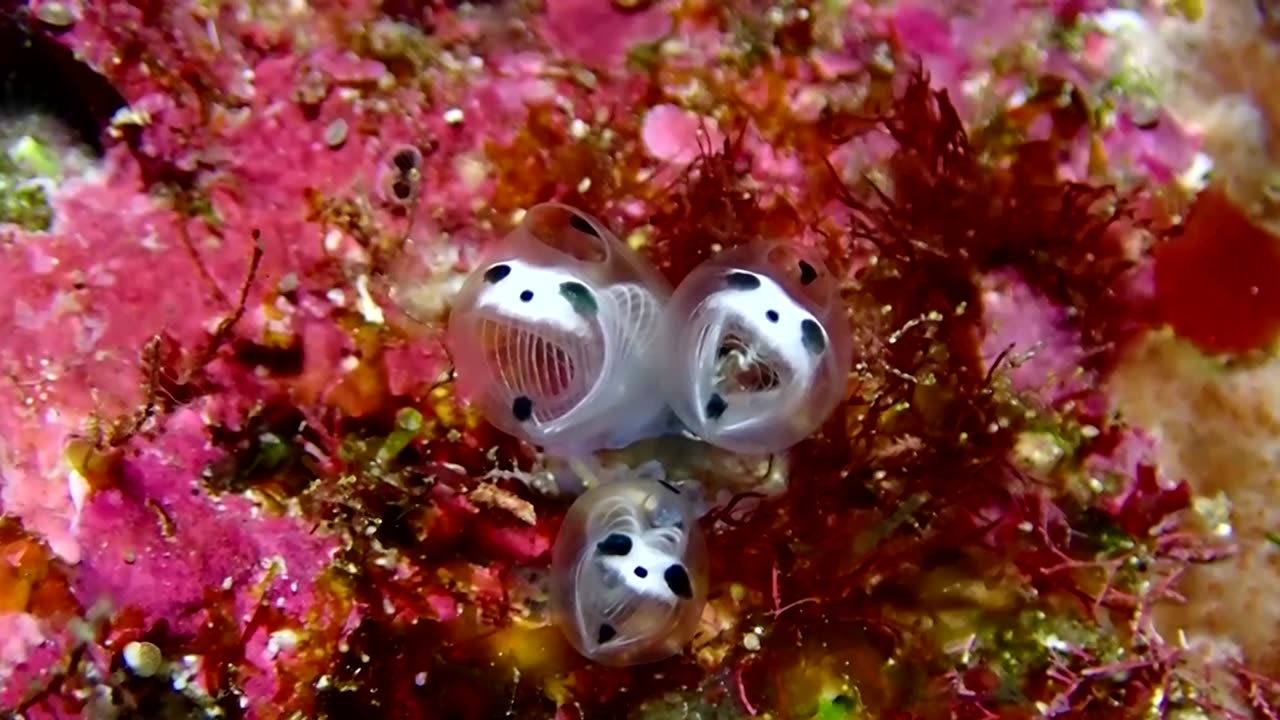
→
(447, 203, 675, 458)
(660, 239, 852, 455)
(549, 476, 709, 666)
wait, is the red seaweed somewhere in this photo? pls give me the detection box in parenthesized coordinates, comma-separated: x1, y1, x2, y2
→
(1154, 187, 1280, 356)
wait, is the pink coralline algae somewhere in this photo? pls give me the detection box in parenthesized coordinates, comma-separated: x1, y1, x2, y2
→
(642, 104, 723, 164)
(542, 0, 673, 69)
(888, 1, 1048, 115)
(0, 613, 44, 680)
(0, 0, 1276, 718)
(74, 408, 336, 631)
(980, 270, 1093, 405)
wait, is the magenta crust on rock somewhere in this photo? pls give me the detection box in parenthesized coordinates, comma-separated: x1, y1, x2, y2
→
(0, 0, 1270, 718)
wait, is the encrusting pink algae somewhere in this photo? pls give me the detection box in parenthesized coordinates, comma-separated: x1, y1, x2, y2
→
(0, 0, 1278, 718)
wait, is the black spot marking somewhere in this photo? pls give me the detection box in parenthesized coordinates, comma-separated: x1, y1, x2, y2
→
(725, 271, 761, 290)
(800, 319, 827, 355)
(633, 566, 648, 578)
(705, 393, 727, 420)
(392, 179, 413, 199)
(664, 564, 693, 599)
(393, 148, 420, 172)
(519, 289, 534, 302)
(512, 396, 534, 421)
(798, 260, 818, 286)
(658, 480, 681, 495)
(559, 281, 598, 315)
(569, 214, 601, 238)
(766, 309, 779, 323)
(483, 264, 511, 284)
(596, 533, 632, 556)
(597, 624, 617, 644)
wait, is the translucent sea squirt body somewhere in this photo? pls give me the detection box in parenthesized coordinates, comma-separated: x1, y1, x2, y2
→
(661, 240, 852, 454)
(447, 204, 674, 457)
(550, 478, 709, 666)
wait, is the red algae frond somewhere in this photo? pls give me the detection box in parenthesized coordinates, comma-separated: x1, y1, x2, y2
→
(647, 123, 785, 278)
(1154, 186, 1280, 356)
(673, 67, 1230, 720)
(837, 70, 1148, 385)
(0, 518, 78, 622)
(481, 87, 657, 233)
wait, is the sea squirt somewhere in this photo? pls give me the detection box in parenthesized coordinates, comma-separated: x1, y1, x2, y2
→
(659, 240, 852, 454)
(446, 203, 674, 458)
(549, 477, 709, 666)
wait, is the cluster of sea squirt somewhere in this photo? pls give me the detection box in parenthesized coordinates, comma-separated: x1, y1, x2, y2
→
(445, 203, 852, 665)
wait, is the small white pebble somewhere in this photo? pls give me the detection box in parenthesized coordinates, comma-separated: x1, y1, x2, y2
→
(323, 229, 343, 253)
(569, 118, 589, 139)
(267, 630, 299, 659)
(324, 118, 348, 149)
(1177, 151, 1214, 193)
(415, 672, 427, 686)
(35, 2, 77, 28)
(354, 274, 385, 325)
(742, 632, 761, 652)
(110, 106, 151, 130)
(123, 641, 163, 678)
(443, 108, 464, 125)
(1092, 8, 1147, 34)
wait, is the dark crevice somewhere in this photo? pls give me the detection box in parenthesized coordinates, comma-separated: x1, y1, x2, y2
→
(0, 8, 126, 155)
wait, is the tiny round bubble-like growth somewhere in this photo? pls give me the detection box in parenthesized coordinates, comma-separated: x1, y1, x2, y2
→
(378, 144, 424, 207)
(550, 478, 708, 666)
(660, 240, 852, 454)
(447, 203, 673, 457)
